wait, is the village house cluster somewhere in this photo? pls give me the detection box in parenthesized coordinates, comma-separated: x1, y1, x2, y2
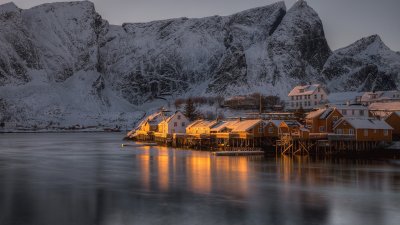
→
(127, 84, 400, 154)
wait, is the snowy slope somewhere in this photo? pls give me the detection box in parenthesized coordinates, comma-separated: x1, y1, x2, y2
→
(0, 0, 399, 128)
(323, 35, 400, 92)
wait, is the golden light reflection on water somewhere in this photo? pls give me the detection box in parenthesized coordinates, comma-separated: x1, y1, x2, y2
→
(135, 147, 252, 197)
(156, 147, 170, 192)
(186, 152, 212, 193)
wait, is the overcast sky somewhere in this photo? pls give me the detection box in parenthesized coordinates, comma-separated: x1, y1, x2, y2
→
(1, 0, 399, 51)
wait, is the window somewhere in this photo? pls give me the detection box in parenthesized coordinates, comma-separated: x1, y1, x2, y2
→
(314, 95, 317, 99)
(296, 102, 298, 107)
(296, 96, 298, 100)
(352, 110, 355, 115)
(300, 95, 302, 100)
(321, 95, 324, 100)
(318, 87, 320, 92)
(319, 126, 325, 132)
(342, 110, 347, 115)
(181, 122, 185, 127)
(174, 122, 177, 127)
(291, 102, 294, 107)
(360, 110, 364, 116)
(364, 129, 368, 136)
(177, 115, 181, 120)
(308, 101, 311, 106)
(258, 124, 264, 133)
(268, 127, 274, 134)
(314, 101, 317, 105)
(337, 129, 343, 134)
(349, 129, 355, 135)
(384, 130, 389, 136)
(291, 96, 294, 100)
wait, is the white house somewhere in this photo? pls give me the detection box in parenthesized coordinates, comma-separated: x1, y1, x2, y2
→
(157, 111, 190, 135)
(287, 84, 328, 110)
(332, 104, 370, 118)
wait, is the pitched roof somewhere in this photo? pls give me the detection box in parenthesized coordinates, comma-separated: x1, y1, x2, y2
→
(231, 120, 263, 132)
(369, 102, 400, 111)
(288, 84, 322, 97)
(267, 120, 283, 127)
(186, 120, 218, 129)
(306, 108, 326, 119)
(210, 120, 240, 132)
(334, 118, 393, 130)
(281, 120, 301, 127)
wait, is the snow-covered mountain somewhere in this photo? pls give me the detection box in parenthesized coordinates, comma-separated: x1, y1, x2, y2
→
(0, 0, 399, 128)
(322, 35, 400, 92)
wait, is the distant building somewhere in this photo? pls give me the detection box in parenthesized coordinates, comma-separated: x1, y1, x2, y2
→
(361, 90, 400, 105)
(287, 84, 328, 110)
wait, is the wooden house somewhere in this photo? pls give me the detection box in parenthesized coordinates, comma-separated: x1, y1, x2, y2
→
(264, 120, 282, 138)
(383, 112, 400, 138)
(305, 107, 343, 133)
(332, 118, 393, 142)
(230, 119, 265, 138)
(186, 120, 219, 135)
(279, 121, 301, 135)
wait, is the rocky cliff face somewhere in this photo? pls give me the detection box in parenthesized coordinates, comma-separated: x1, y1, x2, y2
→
(0, 0, 399, 127)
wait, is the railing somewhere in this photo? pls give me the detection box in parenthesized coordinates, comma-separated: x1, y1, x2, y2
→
(327, 134, 356, 141)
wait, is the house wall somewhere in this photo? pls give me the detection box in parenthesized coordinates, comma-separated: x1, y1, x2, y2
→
(307, 109, 342, 133)
(334, 122, 392, 142)
(264, 123, 279, 137)
(167, 112, 190, 134)
(385, 113, 400, 136)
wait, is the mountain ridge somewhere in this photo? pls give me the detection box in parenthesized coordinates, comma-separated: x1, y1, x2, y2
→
(0, 0, 399, 128)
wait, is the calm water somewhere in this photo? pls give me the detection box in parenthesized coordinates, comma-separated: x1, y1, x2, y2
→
(0, 133, 399, 225)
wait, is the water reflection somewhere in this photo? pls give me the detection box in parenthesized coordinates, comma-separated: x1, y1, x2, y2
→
(0, 133, 399, 225)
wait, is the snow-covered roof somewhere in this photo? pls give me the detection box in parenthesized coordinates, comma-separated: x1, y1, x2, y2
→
(288, 84, 322, 97)
(327, 92, 362, 105)
(332, 104, 367, 110)
(186, 120, 218, 129)
(369, 102, 400, 111)
(334, 118, 393, 130)
(210, 120, 240, 132)
(231, 120, 263, 132)
(306, 108, 326, 119)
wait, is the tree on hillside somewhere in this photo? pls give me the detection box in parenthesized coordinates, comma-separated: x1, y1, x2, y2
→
(184, 98, 198, 121)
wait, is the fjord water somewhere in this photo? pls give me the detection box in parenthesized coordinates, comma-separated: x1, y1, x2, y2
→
(0, 133, 399, 225)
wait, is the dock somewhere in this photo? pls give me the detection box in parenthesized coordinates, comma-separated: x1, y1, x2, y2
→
(212, 150, 264, 156)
